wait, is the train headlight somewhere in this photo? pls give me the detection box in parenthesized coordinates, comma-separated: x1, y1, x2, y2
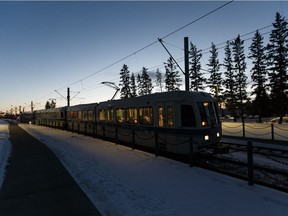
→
(202, 121, 208, 126)
(204, 135, 209, 141)
(217, 132, 220, 137)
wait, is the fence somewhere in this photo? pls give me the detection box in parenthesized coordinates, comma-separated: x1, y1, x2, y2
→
(221, 122, 288, 142)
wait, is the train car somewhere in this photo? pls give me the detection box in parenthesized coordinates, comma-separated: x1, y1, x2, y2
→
(34, 107, 67, 128)
(19, 111, 35, 124)
(95, 91, 221, 155)
(66, 103, 97, 134)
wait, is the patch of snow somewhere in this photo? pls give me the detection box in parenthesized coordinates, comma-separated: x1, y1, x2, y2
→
(0, 120, 12, 190)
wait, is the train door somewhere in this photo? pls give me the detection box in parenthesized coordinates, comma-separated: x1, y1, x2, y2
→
(156, 102, 174, 128)
(156, 102, 174, 152)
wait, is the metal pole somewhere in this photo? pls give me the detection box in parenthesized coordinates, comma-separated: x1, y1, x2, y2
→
(67, 87, 70, 107)
(184, 37, 189, 91)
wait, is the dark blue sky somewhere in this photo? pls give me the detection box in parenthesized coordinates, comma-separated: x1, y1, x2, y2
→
(1, 1, 287, 112)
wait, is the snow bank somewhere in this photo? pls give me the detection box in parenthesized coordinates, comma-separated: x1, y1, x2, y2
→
(10, 123, 288, 216)
(0, 120, 11, 190)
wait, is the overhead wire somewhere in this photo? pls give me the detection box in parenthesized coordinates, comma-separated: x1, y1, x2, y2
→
(54, 0, 234, 92)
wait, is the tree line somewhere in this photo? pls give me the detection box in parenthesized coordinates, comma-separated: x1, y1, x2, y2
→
(119, 12, 287, 124)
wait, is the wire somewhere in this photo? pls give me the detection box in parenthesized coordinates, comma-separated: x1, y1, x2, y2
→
(54, 1, 233, 91)
(160, 1, 234, 40)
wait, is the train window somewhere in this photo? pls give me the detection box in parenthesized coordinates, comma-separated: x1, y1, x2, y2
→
(88, 111, 94, 121)
(106, 109, 114, 122)
(126, 108, 138, 124)
(99, 109, 105, 121)
(181, 105, 196, 127)
(167, 106, 174, 127)
(198, 102, 219, 126)
(78, 111, 83, 120)
(139, 106, 153, 125)
(71, 111, 77, 119)
(116, 108, 125, 123)
(61, 111, 64, 119)
(83, 111, 88, 120)
(158, 106, 164, 127)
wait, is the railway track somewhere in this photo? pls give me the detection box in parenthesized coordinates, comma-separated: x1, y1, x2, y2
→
(191, 141, 288, 193)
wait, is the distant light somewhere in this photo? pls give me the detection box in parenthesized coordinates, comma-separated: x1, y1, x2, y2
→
(217, 132, 220, 137)
(29, 121, 32, 124)
(204, 135, 209, 141)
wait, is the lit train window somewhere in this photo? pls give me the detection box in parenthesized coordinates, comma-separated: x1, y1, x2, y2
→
(139, 106, 153, 125)
(88, 111, 94, 121)
(126, 108, 138, 124)
(181, 105, 196, 127)
(83, 111, 88, 120)
(71, 111, 77, 119)
(167, 106, 173, 127)
(78, 111, 83, 120)
(116, 108, 125, 123)
(106, 109, 114, 122)
(99, 109, 105, 121)
(158, 106, 164, 127)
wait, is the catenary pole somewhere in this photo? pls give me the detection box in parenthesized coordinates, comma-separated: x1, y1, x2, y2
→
(184, 37, 189, 91)
(67, 87, 70, 107)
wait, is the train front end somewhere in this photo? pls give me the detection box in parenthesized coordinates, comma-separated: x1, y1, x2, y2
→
(194, 100, 221, 149)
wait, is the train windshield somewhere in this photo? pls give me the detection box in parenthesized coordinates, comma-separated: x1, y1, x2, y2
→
(198, 102, 219, 127)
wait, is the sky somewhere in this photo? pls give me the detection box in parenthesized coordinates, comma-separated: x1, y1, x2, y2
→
(1, 120, 288, 215)
(1, 1, 288, 113)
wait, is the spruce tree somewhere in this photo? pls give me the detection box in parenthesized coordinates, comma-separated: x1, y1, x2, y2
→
(137, 67, 153, 96)
(155, 68, 164, 92)
(130, 73, 137, 97)
(266, 12, 288, 123)
(164, 57, 182, 91)
(231, 35, 247, 122)
(189, 42, 206, 91)
(207, 42, 222, 99)
(119, 64, 131, 98)
(223, 41, 237, 121)
(248, 30, 269, 122)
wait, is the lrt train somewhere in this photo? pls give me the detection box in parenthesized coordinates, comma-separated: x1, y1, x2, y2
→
(27, 91, 221, 155)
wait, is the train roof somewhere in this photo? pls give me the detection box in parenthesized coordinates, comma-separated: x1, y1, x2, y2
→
(98, 91, 215, 108)
(66, 102, 98, 111)
(34, 91, 215, 112)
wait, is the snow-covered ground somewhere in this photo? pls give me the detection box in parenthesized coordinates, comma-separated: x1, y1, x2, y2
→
(0, 120, 11, 189)
(1, 120, 288, 216)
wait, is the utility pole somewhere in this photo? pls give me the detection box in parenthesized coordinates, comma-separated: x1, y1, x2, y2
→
(184, 37, 189, 91)
(67, 87, 70, 107)
(31, 101, 34, 112)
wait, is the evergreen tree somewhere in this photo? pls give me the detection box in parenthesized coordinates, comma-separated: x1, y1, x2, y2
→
(223, 41, 238, 121)
(45, 100, 56, 109)
(119, 64, 131, 98)
(231, 35, 247, 122)
(45, 101, 51, 110)
(207, 42, 222, 99)
(137, 67, 153, 96)
(189, 42, 206, 91)
(266, 12, 288, 123)
(155, 68, 164, 92)
(164, 57, 182, 91)
(130, 73, 137, 97)
(248, 30, 269, 122)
